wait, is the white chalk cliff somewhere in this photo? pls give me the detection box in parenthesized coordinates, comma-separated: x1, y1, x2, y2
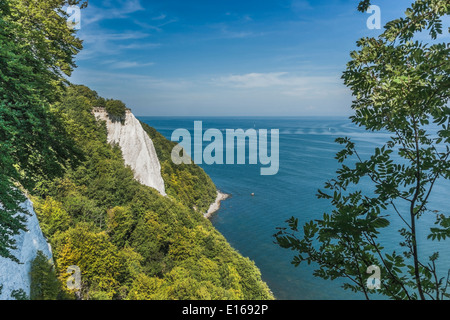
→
(0, 198, 53, 300)
(93, 108, 166, 196)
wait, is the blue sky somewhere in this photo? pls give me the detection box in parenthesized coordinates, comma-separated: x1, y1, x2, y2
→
(69, 0, 417, 116)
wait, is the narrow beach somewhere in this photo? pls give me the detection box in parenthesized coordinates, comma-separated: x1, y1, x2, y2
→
(204, 191, 230, 218)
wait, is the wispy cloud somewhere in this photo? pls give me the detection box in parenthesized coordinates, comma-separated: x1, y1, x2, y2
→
(76, 31, 151, 59)
(82, 32, 151, 42)
(291, 0, 313, 12)
(216, 72, 336, 86)
(225, 12, 253, 22)
(156, 18, 179, 28)
(215, 72, 289, 88)
(152, 13, 167, 21)
(132, 20, 162, 32)
(213, 72, 346, 98)
(117, 42, 161, 50)
(102, 60, 155, 69)
(206, 24, 263, 40)
(82, 0, 145, 26)
(132, 16, 178, 31)
(221, 29, 257, 39)
(70, 69, 194, 92)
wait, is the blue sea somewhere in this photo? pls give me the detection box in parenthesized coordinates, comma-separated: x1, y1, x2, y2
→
(140, 117, 450, 300)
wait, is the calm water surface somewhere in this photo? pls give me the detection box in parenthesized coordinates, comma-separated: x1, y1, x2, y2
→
(140, 116, 450, 300)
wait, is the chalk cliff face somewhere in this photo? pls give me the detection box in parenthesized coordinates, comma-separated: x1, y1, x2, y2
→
(0, 198, 53, 300)
(93, 108, 166, 196)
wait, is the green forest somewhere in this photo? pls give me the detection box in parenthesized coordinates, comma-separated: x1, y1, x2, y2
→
(31, 85, 273, 300)
(0, 0, 273, 300)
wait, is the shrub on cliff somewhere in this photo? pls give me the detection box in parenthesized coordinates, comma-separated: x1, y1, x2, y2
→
(105, 99, 127, 122)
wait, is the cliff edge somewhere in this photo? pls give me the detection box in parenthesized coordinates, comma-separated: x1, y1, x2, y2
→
(0, 198, 52, 300)
(93, 108, 166, 196)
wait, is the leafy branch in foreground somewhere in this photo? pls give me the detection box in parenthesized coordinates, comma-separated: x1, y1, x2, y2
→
(275, 0, 450, 300)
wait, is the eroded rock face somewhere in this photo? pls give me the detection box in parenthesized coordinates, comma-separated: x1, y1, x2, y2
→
(93, 108, 166, 196)
(0, 198, 53, 300)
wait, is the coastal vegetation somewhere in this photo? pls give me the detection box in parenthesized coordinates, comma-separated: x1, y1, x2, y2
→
(275, 0, 450, 300)
(0, 0, 84, 262)
(0, 0, 273, 300)
(31, 85, 273, 300)
(105, 99, 127, 122)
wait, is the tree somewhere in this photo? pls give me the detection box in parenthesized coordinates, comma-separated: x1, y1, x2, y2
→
(0, 0, 85, 261)
(54, 223, 121, 299)
(126, 273, 168, 300)
(105, 99, 127, 122)
(275, 0, 449, 300)
(30, 251, 61, 300)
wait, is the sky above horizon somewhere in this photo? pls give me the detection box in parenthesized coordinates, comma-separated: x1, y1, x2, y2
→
(69, 0, 419, 117)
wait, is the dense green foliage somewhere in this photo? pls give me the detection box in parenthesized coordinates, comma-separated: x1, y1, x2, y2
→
(29, 85, 273, 300)
(105, 99, 127, 122)
(275, 0, 450, 300)
(0, 0, 83, 261)
(30, 251, 63, 300)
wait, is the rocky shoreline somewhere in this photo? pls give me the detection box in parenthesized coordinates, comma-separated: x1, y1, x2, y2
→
(204, 191, 230, 219)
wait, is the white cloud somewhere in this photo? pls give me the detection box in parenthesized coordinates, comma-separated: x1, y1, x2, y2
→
(219, 25, 265, 39)
(291, 0, 313, 12)
(132, 20, 163, 31)
(76, 31, 152, 61)
(152, 13, 167, 21)
(117, 42, 161, 50)
(102, 60, 155, 69)
(82, 32, 151, 43)
(82, 0, 144, 26)
(202, 23, 263, 41)
(70, 69, 193, 91)
(157, 18, 179, 27)
(222, 30, 256, 39)
(215, 72, 289, 88)
(214, 72, 342, 96)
